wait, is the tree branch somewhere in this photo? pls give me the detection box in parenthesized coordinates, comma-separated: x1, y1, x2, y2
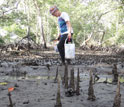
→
(82, 32, 93, 46)
(97, 7, 119, 22)
(0, 0, 21, 18)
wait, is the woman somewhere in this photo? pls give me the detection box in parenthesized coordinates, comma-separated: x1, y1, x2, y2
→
(50, 6, 73, 64)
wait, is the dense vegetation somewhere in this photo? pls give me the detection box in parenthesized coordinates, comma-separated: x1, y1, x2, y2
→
(0, 0, 124, 47)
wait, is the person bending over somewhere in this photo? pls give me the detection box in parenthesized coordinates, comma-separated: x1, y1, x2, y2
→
(50, 6, 73, 64)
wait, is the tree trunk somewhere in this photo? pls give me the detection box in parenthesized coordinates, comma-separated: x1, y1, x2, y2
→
(41, 24, 47, 48)
(33, 0, 47, 48)
(100, 31, 105, 46)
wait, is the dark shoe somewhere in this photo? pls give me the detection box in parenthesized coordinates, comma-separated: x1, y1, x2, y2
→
(66, 59, 71, 64)
(62, 61, 65, 65)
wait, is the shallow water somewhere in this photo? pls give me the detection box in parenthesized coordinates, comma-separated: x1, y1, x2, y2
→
(0, 64, 124, 84)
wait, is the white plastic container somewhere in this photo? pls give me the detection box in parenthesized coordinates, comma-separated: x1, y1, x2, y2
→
(53, 40, 59, 52)
(64, 39, 75, 59)
(54, 45, 59, 52)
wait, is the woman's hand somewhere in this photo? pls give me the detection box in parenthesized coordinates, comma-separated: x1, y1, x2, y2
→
(57, 34, 61, 40)
(68, 32, 71, 42)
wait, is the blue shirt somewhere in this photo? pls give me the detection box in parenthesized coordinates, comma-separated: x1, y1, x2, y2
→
(58, 12, 73, 35)
(58, 17, 68, 34)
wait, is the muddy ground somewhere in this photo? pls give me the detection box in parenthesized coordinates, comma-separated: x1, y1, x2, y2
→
(0, 49, 124, 107)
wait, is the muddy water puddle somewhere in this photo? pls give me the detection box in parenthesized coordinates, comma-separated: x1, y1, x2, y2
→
(0, 64, 124, 84)
(0, 75, 55, 81)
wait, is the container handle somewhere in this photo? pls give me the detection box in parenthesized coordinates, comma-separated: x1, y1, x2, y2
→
(65, 38, 74, 44)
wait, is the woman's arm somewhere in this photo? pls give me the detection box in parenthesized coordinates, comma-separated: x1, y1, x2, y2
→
(66, 21, 72, 41)
(57, 25, 61, 40)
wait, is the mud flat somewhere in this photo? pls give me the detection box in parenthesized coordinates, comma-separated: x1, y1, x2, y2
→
(0, 51, 124, 107)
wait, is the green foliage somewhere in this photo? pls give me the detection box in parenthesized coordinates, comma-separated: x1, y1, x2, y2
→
(0, 0, 124, 46)
(0, 38, 5, 44)
(116, 25, 124, 44)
